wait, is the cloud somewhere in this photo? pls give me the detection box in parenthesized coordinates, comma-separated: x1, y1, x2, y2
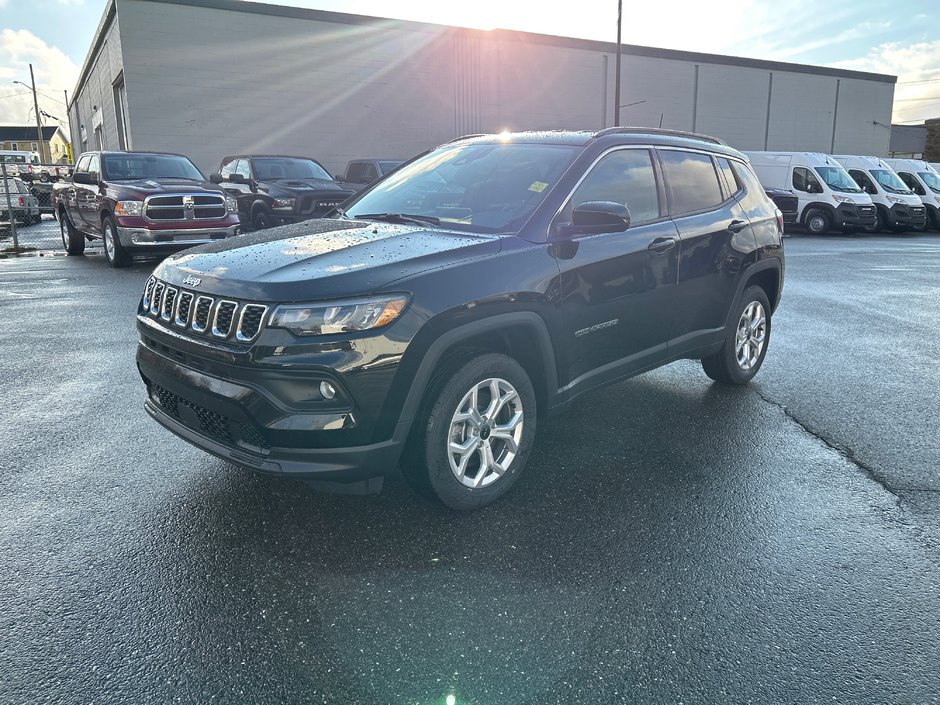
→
(833, 40, 940, 123)
(0, 29, 79, 127)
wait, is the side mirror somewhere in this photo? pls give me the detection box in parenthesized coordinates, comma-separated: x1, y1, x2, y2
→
(73, 171, 94, 185)
(556, 201, 631, 238)
(209, 173, 223, 184)
(228, 173, 247, 184)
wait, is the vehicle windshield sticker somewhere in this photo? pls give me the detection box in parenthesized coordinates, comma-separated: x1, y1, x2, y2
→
(528, 181, 549, 193)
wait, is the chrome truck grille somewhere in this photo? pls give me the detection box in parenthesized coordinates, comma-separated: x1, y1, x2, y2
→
(144, 193, 226, 222)
(140, 276, 268, 343)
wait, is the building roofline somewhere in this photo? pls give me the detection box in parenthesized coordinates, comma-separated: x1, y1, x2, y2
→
(71, 0, 897, 104)
(69, 0, 117, 112)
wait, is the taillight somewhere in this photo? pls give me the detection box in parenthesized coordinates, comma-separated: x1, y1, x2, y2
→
(27, 165, 33, 174)
(17, 196, 25, 206)
(775, 208, 784, 235)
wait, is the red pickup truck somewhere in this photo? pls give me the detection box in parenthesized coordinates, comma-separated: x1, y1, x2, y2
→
(54, 150, 240, 267)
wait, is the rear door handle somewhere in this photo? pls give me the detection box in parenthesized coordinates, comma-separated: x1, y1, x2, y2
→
(728, 219, 748, 233)
(648, 236, 678, 253)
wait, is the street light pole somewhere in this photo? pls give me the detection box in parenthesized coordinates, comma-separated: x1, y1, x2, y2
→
(614, 0, 622, 126)
(29, 64, 45, 163)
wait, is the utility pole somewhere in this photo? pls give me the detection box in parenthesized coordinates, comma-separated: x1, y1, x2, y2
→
(29, 64, 45, 163)
(613, 0, 622, 126)
(64, 89, 73, 164)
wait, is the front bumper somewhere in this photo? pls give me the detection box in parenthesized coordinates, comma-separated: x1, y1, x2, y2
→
(136, 338, 406, 481)
(835, 204, 877, 227)
(887, 204, 927, 229)
(118, 224, 240, 248)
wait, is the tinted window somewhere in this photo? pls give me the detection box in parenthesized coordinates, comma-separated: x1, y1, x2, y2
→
(716, 158, 740, 199)
(360, 163, 379, 182)
(87, 154, 100, 177)
(848, 169, 877, 194)
(346, 163, 368, 183)
(564, 148, 660, 224)
(792, 167, 822, 193)
(660, 150, 723, 216)
(896, 172, 925, 196)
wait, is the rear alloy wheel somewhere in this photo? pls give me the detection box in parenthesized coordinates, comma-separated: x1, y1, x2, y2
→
(60, 212, 85, 256)
(403, 353, 537, 510)
(701, 285, 772, 385)
(102, 216, 131, 267)
(804, 209, 830, 235)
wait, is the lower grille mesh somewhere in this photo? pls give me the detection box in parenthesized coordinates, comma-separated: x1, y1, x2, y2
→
(150, 383, 269, 451)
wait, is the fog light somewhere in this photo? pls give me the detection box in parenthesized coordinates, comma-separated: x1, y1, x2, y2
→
(320, 381, 337, 400)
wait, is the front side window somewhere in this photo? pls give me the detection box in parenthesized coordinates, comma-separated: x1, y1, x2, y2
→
(234, 159, 251, 180)
(562, 148, 660, 225)
(344, 142, 579, 234)
(813, 166, 862, 193)
(219, 158, 239, 178)
(660, 150, 723, 216)
(75, 154, 90, 173)
(896, 172, 925, 196)
(792, 167, 823, 193)
(87, 154, 100, 177)
(848, 169, 877, 195)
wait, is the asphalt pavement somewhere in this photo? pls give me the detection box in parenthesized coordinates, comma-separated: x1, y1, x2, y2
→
(1, 222, 939, 704)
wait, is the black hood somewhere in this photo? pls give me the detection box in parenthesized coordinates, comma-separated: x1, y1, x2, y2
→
(155, 219, 501, 301)
(257, 178, 354, 197)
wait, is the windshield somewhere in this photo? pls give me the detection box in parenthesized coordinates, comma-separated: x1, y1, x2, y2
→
(869, 169, 912, 194)
(344, 142, 580, 233)
(918, 171, 940, 194)
(813, 166, 862, 193)
(1, 155, 27, 164)
(251, 158, 331, 181)
(103, 154, 204, 181)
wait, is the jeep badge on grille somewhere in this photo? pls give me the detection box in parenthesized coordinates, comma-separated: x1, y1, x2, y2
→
(183, 275, 202, 287)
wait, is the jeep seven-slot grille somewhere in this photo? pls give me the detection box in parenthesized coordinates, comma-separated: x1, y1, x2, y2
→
(141, 278, 269, 343)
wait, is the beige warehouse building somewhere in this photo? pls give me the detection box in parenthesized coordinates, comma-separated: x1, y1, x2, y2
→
(69, 0, 897, 175)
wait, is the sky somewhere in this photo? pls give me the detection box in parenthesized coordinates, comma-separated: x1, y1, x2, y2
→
(1, 0, 939, 133)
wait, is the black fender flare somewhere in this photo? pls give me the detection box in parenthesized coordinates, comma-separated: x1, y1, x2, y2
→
(723, 258, 783, 326)
(385, 311, 559, 440)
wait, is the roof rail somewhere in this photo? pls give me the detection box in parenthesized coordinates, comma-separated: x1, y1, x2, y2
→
(593, 126, 728, 146)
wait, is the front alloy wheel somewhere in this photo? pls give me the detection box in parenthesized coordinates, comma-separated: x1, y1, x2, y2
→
(447, 378, 524, 488)
(403, 352, 537, 510)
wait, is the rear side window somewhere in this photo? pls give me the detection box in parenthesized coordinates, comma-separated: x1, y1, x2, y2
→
(731, 160, 767, 198)
(220, 158, 239, 178)
(659, 150, 724, 216)
(792, 167, 822, 193)
(564, 148, 660, 224)
(716, 158, 740, 199)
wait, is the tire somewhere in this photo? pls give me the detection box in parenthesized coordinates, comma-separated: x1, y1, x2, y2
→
(402, 352, 538, 510)
(864, 210, 883, 234)
(252, 206, 274, 231)
(804, 209, 830, 235)
(102, 215, 131, 267)
(60, 211, 85, 255)
(701, 285, 772, 386)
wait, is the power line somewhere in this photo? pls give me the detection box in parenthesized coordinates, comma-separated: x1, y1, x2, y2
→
(0, 91, 34, 100)
(896, 77, 940, 86)
(894, 95, 940, 102)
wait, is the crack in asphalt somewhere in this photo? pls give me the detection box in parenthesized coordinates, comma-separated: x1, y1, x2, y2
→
(751, 385, 903, 505)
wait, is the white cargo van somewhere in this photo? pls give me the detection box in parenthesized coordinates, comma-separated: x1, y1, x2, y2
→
(832, 155, 926, 232)
(884, 158, 940, 230)
(744, 151, 875, 234)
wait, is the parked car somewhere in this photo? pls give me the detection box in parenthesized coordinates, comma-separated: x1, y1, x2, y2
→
(334, 158, 404, 191)
(210, 155, 355, 231)
(744, 151, 876, 234)
(883, 158, 940, 231)
(54, 150, 240, 267)
(763, 187, 799, 225)
(832, 155, 926, 232)
(136, 128, 784, 510)
(0, 176, 41, 229)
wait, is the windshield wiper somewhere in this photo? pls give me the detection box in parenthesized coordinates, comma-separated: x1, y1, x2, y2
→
(354, 213, 441, 226)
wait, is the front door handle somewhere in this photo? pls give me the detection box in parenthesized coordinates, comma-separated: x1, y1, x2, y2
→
(728, 219, 748, 233)
(648, 236, 678, 253)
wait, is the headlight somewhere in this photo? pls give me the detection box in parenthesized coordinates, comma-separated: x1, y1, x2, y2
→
(225, 196, 237, 213)
(269, 295, 409, 336)
(114, 200, 143, 216)
(885, 195, 904, 204)
(831, 195, 853, 204)
(273, 198, 295, 210)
